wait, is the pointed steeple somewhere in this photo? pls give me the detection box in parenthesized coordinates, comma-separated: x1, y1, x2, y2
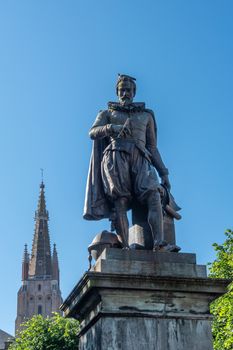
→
(22, 244, 29, 281)
(16, 180, 63, 334)
(28, 182, 52, 278)
(35, 181, 49, 220)
(52, 244, 60, 285)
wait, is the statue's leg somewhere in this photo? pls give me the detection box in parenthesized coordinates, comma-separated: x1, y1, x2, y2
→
(146, 190, 166, 249)
(114, 197, 129, 248)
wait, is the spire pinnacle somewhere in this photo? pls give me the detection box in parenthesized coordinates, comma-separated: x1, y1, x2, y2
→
(23, 244, 29, 262)
(53, 243, 57, 254)
(35, 181, 48, 220)
(40, 168, 44, 183)
(29, 181, 52, 278)
(52, 243, 60, 283)
(22, 244, 29, 280)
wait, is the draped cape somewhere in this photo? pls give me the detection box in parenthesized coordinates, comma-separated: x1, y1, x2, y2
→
(83, 137, 111, 220)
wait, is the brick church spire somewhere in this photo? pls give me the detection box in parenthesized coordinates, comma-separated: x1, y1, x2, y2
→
(29, 182, 52, 278)
(15, 181, 63, 334)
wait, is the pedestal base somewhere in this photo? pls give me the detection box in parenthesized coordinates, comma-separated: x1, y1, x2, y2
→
(80, 317, 213, 350)
(61, 249, 229, 350)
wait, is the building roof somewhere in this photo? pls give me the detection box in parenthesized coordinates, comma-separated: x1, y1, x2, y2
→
(0, 329, 14, 349)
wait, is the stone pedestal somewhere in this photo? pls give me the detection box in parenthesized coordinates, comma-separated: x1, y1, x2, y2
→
(130, 200, 179, 249)
(61, 249, 229, 350)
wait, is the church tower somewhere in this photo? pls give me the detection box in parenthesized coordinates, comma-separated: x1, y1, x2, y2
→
(15, 182, 62, 334)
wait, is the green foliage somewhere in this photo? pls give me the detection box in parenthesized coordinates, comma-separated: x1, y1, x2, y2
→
(208, 229, 233, 350)
(9, 313, 79, 350)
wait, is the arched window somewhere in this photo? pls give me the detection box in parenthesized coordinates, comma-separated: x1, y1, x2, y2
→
(38, 305, 42, 315)
(38, 284, 41, 291)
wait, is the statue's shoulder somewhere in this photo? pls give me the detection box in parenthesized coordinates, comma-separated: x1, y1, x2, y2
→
(144, 108, 157, 128)
(95, 109, 110, 120)
(97, 109, 109, 116)
(144, 108, 155, 118)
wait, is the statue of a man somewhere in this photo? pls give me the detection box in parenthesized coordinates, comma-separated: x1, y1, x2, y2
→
(84, 74, 171, 250)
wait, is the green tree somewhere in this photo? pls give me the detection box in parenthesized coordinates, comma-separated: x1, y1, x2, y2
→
(208, 229, 233, 350)
(9, 313, 79, 350)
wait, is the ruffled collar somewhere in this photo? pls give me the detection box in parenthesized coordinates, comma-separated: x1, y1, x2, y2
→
(108, 102, 145, 113)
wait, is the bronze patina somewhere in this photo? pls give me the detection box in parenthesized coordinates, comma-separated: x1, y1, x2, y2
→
(84, 74, 178, 250)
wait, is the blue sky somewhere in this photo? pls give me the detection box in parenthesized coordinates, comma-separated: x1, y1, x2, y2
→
(0, 0, 233, 335)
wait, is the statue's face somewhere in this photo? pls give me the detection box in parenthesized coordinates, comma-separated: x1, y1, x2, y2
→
(117, 81, 135, 105)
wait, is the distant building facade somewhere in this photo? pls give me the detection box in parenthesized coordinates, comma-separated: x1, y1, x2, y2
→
(15, 182, 62, 334)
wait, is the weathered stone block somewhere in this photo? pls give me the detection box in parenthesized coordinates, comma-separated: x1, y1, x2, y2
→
(80, 317, 213, 350)
(61, 248, 230, 350)
(101, 248, 196, 264)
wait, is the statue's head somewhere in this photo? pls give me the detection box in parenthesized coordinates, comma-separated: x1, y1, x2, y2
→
(116, 74, 136, 105)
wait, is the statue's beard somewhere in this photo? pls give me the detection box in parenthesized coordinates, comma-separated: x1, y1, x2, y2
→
(119, 96, 133, 105)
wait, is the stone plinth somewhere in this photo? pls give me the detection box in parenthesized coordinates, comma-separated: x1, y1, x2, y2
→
(61, 249, 229, 350)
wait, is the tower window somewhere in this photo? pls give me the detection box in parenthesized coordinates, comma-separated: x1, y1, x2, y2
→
(38, 284, 41, 291)
(38, 305, 42, 315)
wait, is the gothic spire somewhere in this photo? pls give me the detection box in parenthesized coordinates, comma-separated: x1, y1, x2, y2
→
(16, 180, 63, 334)
(28, 182, 52, 278)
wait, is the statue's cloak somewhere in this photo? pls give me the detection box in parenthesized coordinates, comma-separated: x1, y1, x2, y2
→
(83, 137, 111, 220)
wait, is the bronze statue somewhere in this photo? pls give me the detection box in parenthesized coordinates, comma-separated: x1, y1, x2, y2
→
(84, 74, 174, 250)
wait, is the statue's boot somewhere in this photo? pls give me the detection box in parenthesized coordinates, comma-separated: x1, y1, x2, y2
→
(115, 197, 129, 248)
(147, 191, 167, 250)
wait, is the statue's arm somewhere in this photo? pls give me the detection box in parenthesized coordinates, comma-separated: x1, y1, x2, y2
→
(146, 112, 169, 178)
(89, 110, 113, 140)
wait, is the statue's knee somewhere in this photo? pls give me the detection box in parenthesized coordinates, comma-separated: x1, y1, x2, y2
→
(115, 197, 128, 212)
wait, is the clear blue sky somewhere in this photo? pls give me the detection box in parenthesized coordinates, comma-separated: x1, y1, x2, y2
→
(0, 0, 232, 335)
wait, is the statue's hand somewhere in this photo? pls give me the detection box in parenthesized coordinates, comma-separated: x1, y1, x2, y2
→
(158, 185, 165, 197)
(111, 124, 123, 135)
(111, 124, 131, 137)
(161, 175, 171, 191)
